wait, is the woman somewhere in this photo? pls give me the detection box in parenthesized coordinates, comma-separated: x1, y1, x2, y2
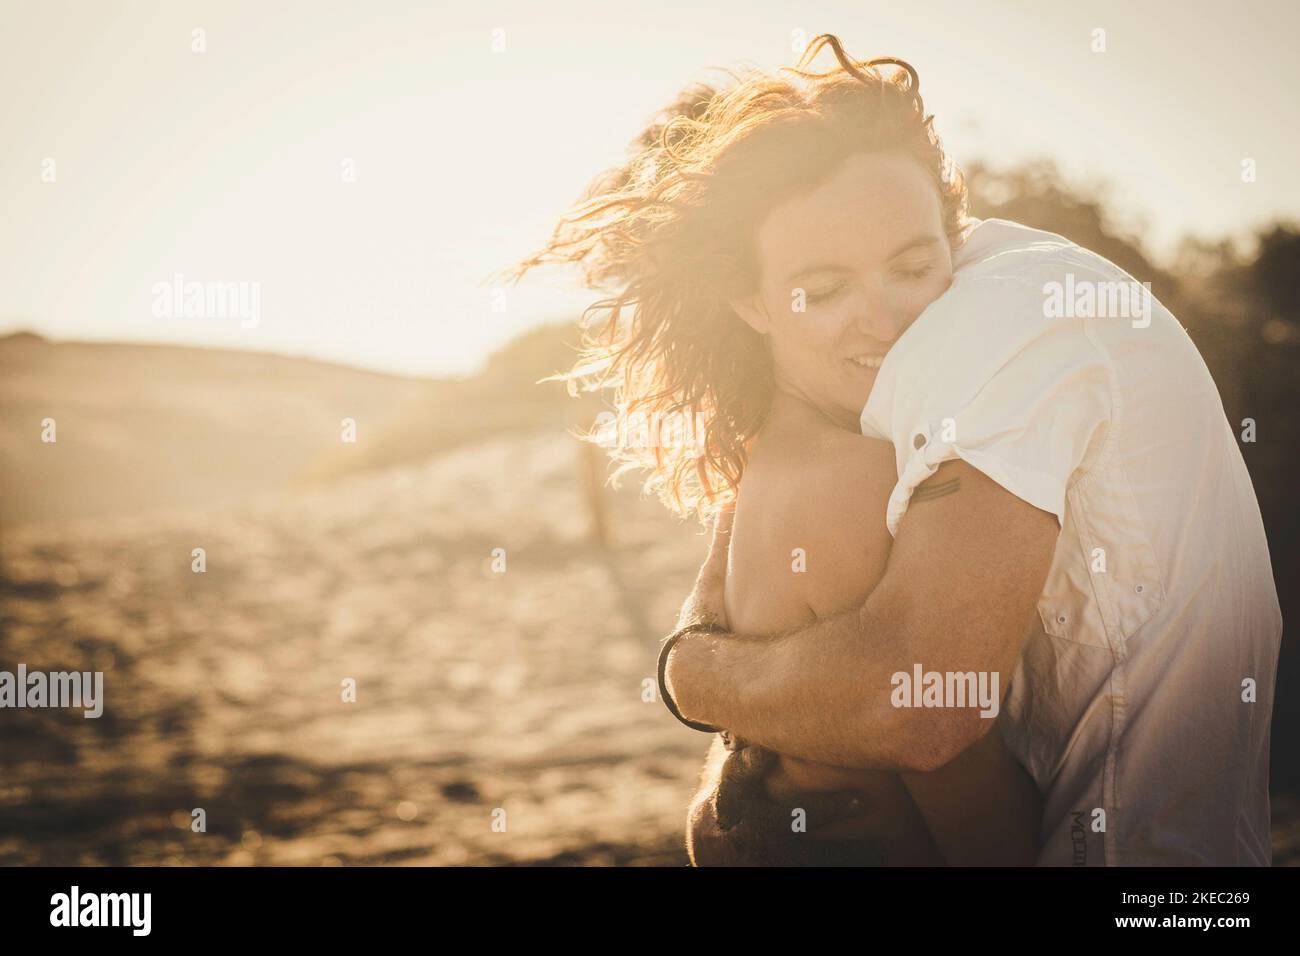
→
(684, 389, 1042, 866)
(502, 34, 1041, 864)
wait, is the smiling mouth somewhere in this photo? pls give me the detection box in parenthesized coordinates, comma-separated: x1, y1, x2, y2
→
(848, 354, 886, 369)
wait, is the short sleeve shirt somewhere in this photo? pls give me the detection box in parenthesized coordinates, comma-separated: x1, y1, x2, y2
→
(861, 218, 1283, 865)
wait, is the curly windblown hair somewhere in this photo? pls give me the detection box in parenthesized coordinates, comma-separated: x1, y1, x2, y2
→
(498, 33, 968, 521)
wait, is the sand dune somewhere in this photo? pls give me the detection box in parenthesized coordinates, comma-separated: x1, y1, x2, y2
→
(0, 332, 435, 526)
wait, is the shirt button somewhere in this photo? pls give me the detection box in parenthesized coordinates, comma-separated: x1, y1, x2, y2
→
(1056, 614, 1067, 624)
(913, 433, 927, 449)
(1135, 584, 1145, 594)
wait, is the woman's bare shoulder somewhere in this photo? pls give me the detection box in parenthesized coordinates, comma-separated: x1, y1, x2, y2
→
(740, 416, 897, 594)
(805, 427, 898, 495)
(748, 415, 897, 510)
(797, 429, 896, 546)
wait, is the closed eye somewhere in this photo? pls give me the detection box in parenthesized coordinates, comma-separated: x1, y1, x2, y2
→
(806, 285, 845, 305)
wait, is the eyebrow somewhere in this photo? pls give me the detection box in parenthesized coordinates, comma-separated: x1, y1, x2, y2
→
(783, 234, 943, 284)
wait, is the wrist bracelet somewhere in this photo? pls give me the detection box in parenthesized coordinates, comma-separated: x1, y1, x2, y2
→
(657, 622, 727, 734)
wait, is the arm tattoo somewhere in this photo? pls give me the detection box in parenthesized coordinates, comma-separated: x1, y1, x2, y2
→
(911, 476, 961, 503)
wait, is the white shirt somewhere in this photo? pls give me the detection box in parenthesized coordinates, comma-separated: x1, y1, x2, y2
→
(861, 218, 1283, 865)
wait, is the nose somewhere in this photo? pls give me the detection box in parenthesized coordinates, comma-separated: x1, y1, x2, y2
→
(852, 279, 906, 343)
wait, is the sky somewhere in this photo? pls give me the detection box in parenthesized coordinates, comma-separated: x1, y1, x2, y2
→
(2, 0, 1298, 378)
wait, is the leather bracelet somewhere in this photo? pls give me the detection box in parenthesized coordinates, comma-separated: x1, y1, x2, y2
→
(657, 622, 727, 733)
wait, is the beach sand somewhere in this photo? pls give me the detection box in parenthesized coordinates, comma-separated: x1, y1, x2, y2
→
(0, 429, 716, 865)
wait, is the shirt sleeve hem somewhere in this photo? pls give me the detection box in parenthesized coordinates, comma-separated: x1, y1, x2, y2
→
(885, 441, 1068, 537)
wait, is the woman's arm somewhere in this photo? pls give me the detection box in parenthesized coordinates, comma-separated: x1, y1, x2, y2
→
(674, 504, 734, 631)
(899, 718, 1042, 865)
(760, 719, 1042, 864)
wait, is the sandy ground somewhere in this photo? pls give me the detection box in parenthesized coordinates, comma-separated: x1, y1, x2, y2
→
(0, 429, 716, 865)
(2, 425, 1297, 866)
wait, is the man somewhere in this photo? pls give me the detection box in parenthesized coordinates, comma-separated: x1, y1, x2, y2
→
(665, 218, 1283, 865)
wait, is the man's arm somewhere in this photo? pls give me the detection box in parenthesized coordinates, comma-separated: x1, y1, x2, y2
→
(664, 459, 1059, 772)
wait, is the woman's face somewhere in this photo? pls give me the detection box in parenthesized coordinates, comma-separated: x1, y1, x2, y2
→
(731, 150, 954, 428)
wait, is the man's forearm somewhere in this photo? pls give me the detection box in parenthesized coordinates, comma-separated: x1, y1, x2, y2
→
(665, 601, 955, 772)
(665, 461, 1054, 775)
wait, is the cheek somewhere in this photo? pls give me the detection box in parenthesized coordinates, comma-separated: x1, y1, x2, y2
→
(774, 314, 844, 366)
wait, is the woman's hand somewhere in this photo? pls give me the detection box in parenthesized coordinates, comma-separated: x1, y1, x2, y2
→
(675, 502, 736, 630)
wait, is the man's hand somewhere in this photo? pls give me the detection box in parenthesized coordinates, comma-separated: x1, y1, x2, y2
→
(674, 503, 735, 631)
(686, 737, 884, 866)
